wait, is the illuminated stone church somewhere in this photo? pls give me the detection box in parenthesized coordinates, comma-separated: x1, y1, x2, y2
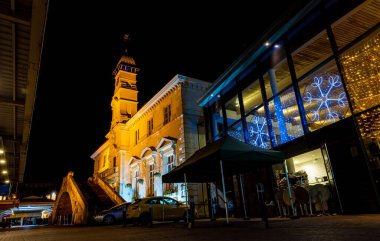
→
(91, 51, 210, 215)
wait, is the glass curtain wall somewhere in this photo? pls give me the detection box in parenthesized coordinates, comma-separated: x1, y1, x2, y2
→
(206, 0, 379, 151)
(332, 0, 380, 177)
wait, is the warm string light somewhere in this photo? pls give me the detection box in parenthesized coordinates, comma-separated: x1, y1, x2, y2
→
(340, 29, 380, 113)
(357, 107, 380, 141)
(0, 137, 10, 185)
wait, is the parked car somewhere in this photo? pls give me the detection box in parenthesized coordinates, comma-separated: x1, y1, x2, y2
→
(126, 196, 189, 225)
(1, 218, 11, 229)
(93, 202, 131, 225)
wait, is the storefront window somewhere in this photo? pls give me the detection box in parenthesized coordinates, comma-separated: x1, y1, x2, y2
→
(291, 30, 333, 79)
(272, 148, 337, 214)
(242, 80, 263, 114)
(209, 99, 224, 140)
(227, 120, 244, 142)
(332, 0, 380, 49)
(261, 43, 292, 99)
(245, 106, 271, 149)
(225, 94, 241, 126)
(356, 106, 380, 170)
(299, 60, 351, 132)
(268, 87, 304, 147)
(339, 27, 380, 114)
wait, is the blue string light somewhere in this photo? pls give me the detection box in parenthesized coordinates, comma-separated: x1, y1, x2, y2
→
(303, 73, 349, 128)
(248, 116, 270, 149)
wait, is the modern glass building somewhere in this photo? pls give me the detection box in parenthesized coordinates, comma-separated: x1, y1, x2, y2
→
(198, 0, 380, 216)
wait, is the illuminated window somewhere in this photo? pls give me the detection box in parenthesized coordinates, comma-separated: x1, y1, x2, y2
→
(242, 80, 263, 114)
(163, 105, 171, 125)
(227, 120, 244, 142)
(340, 28, 380, 114)
(167, 155, 174, 173)
(135, 129, 139, 145)
(103, 155, 106, 167)
(147, 118, 153, 136)
(299, 60, 351, 132)
(225, 93, 241, 125)
(291, 30, 333, 79)
(210, 99, 224, 140)
(261, 42, 292, 99)
(246, 106, 271, 149)
(268, 87, 304, 146)
(356, 107, 380, 170)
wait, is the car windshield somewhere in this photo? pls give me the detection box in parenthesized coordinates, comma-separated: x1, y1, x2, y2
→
(131, 199, 142, 205)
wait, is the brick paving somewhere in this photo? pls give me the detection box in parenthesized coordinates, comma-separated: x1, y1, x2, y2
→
(1, 214, 380, 241)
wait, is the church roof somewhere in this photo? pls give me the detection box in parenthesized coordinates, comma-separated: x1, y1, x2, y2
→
(118, 55, 136, 66)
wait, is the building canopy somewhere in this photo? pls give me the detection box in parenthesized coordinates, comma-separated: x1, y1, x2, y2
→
(162, 135, 284, 183)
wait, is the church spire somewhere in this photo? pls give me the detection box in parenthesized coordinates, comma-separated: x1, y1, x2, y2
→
(113, 34, 139, 75)
(110, 34, 139, 128)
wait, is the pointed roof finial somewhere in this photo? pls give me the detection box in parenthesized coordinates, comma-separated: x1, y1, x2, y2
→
(113, 33, 138, 75)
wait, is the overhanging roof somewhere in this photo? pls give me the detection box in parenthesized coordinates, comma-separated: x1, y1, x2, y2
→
(0, 0, 49, 183)
(162, 135, 284, 183)
(197, 0, 322, 107)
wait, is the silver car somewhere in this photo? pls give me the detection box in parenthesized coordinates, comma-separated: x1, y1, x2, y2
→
(127, 196, 189, 225)
(93, 202, 130, 225)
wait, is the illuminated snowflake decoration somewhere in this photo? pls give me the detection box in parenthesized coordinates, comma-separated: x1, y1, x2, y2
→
(248, 116, 270, 149)
(303, 73, 349, 126)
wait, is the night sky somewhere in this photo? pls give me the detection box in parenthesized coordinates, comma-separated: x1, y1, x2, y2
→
(24, 1, 307, 184)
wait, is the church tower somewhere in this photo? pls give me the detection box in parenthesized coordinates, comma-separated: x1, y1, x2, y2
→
(110, 50, 139, 128)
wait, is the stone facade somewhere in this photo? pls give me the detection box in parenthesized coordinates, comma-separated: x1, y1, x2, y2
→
(91, 53, 210, 216)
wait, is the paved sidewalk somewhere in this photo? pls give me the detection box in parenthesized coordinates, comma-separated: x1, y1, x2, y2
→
(1, 214, 379, 241)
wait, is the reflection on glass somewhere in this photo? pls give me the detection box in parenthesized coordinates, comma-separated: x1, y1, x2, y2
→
(210, 99, 224, 139)
(225, 94, 241, 126)
(299, 61, 351, 132)
(227, 120, 244, 142)
(292, 30, 332, 79)
(268, 87, 304, 146)
(246, 106, 271, 149)
(242, 80, 263, 114)
(340, 28, 380, 114)
(262, 44, 292, 99)
(332, 1, 380, 49)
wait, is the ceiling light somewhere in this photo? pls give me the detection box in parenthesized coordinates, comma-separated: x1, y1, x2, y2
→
(264, 42, 270, 47)
(0, 159, 5, 164)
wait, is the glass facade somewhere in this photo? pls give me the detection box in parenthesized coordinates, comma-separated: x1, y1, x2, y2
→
(340, 28, 380, 113)
(227, 120, 244, 142)
(242, 80, 262, 114)
(268, 87, 304, 146)
(210, 99, 224, 140)
(201, 0, 380, 216)
(204, 0, 379, 152)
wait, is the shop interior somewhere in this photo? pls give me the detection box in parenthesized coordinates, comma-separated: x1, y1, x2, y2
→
(273, 147, 336, 217)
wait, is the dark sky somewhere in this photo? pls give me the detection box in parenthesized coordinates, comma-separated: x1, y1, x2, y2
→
(24, 1, 306, 184)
